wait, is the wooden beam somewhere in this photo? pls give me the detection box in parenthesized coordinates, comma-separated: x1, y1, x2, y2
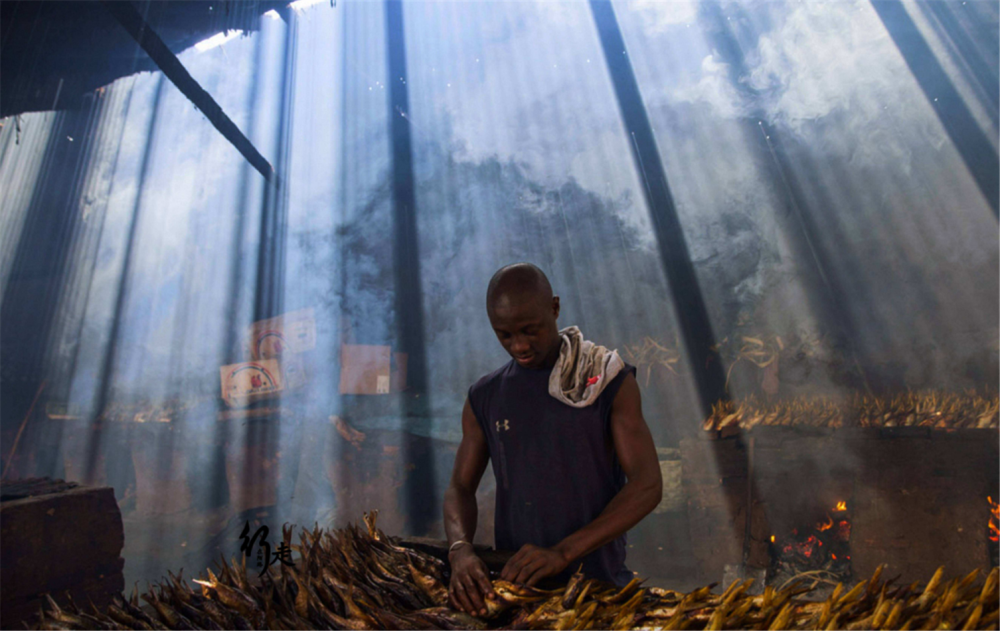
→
(101, 0, 275, 183)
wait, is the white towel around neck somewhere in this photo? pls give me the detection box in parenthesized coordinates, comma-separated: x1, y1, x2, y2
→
(547, 326, 625, 408)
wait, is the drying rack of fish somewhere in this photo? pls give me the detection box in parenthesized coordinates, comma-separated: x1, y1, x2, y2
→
(703, 390, 1000, 432)
(35, 513, 1000, 630)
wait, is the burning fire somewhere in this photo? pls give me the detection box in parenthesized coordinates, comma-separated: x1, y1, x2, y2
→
(774, 500, 852, 576)
(989, 496, 999, 543)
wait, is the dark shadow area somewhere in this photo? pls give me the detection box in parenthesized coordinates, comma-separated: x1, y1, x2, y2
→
(0, 105, 94, 479)
(101, 0, 274, 182)
(252, 12, 293, 326)
(245, 9, 294, 519)
(590, 0, 769, 575)
(589, 0, 727, 412)
(212, 21, 268, 513)
(697, 0, 872, 395)
(917, 0, 998, 129)
(86, 75, 167, 485)
(0, 0, 286, 119)
(386, 0, 438, 536)
(872, 0, 999, 217)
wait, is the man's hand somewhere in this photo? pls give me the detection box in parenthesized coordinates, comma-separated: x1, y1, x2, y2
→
(448, 546, 495, 616)
(500, 544, 570, 586)
(444, 399, 493, 615)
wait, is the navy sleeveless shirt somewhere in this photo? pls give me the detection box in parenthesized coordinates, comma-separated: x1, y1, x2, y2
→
(468, 359, 637, 586)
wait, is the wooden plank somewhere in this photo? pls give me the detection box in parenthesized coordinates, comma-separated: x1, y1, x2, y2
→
(0, 477, 78, 501)
(1, 484, 124, 629)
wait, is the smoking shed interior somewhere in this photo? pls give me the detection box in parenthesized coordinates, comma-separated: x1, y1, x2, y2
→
(1, 0, 998, 629)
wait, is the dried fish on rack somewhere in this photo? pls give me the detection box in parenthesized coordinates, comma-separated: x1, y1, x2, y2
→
(623, 336, 683, 387)
(34, 512, 1000, 630)
(703, 390, 1000, 432)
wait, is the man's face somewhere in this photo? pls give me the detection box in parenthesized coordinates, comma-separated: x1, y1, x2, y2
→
(488, 294, 561, 369)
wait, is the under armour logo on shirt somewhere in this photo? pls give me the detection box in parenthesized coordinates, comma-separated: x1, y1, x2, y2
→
(496, 419, 510, 432)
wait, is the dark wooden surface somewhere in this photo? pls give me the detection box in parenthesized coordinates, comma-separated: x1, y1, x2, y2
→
(0, 476, 79, 501)
(1, 479, 125, 630)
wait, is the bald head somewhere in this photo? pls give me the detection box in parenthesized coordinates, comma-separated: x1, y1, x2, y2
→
(486, 263, 562, 369)
(486, 263, 553, 315)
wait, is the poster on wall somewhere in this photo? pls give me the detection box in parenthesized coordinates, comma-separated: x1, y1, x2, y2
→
(247, 308, 317, 360)
(220, 359, 285, 408)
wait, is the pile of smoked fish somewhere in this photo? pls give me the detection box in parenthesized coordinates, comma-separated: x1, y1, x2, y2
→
(704, 390, 999, 432)
(36, 512, 999, 630)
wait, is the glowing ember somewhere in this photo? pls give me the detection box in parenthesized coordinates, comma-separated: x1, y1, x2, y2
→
(989, 496, 999, 543)
(770, 535, 776, 543)
(834, 501, 847, 512)
(838, 519, 852, 540)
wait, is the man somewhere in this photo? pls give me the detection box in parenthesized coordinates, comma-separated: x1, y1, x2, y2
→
(443, 263, 662, 617)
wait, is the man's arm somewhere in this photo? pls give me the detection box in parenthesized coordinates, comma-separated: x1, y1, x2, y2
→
(501, 372, 662, 585)
(443, 398, 495, 614)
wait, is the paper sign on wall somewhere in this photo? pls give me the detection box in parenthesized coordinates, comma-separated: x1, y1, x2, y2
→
(339, 345, 391, 395)
(220, 359, 285, 408)
(248, 308, 316, 360)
